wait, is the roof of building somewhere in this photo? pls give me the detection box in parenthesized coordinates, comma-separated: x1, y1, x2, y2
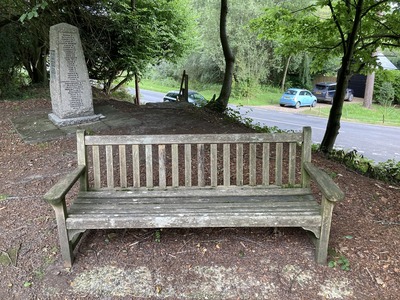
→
(376, 52, 398, 70)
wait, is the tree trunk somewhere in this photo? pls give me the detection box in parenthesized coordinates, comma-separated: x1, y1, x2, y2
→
(320, 0, 364, 153)
(134, 73, 140, 105)
(281, 55, 292, 91)
(206, 0, 235, 113)
(363, 72, 375, 109)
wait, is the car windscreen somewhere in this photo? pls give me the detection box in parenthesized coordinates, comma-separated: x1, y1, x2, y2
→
(285, 90, 297, 95)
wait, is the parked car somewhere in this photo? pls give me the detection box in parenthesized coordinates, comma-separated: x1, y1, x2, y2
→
(163, 90, 207, 106)
(279, 88, 317, 109)
(312, 82, 354, 103)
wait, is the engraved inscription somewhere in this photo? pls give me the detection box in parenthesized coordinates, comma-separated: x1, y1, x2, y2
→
(59, 32, 83, 109)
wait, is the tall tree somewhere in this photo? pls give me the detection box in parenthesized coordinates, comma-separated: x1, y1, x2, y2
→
(255, 0, 400, 152)
(206, 0, 235, 112)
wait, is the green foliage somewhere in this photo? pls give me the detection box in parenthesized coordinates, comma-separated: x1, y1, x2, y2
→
(375, 81, 395, 124)
(154, 229, 161, 243)
(374, 70, 400, 105)
(375, 82, 395, 106)
(328, 248, 350, 271)
(327, 149, 400, 185)
(19, 1, 48, 23)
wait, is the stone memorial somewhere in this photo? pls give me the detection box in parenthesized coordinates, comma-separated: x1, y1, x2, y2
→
(49, 23, 103, 126)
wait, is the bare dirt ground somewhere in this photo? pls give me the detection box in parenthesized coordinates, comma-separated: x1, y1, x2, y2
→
(0, 98, 399, 299)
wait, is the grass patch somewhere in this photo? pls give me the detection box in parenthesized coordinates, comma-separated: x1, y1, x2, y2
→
(304, 102, 400, 126)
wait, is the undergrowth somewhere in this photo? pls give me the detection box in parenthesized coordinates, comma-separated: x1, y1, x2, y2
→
(326, 149, 400, 185)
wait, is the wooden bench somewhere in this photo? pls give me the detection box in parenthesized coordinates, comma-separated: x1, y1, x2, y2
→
(44, 127, 344, 267)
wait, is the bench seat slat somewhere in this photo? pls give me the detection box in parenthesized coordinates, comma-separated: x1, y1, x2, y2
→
(69, 198, 319, 212)
(67, 215, 321, 230)
(66, 193, 321, 230)
(79, 187, 310, 198)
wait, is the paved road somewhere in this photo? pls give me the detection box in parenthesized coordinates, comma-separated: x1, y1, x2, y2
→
(135, 89, 399, 163)
(234, 105, 400, 164)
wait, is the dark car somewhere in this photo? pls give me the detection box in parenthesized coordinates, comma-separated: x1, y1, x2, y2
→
(163, 90, 207, 106)
(312, 82, 354, 103)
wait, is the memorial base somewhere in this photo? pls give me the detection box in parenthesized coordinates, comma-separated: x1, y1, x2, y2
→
(48, 113, 105, 127)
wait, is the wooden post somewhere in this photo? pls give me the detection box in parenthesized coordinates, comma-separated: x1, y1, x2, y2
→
(53, 201, 74, 267)
(301, 127, 312, 188)
(316, 196, 335, 264)
(76, 130, 87, 191)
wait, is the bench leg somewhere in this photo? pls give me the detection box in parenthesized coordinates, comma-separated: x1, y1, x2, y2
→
(315, 196, 334, 264)
(53, 202, 74, 268)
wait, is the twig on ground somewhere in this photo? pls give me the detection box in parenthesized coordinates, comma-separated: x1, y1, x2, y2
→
(375, 220, 400, 226)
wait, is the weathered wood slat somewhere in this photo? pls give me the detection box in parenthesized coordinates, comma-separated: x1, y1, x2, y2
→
(249, 143, 257, 186)
(236, 144, 243, 186)
(81, 187, 310, 198)
(197, 144, 205, 187)
(106, 145, 114, 188)
(185, 144, 192, 187)
(275, 142, 283, 185)
(85, 132, 304, 146)
(119, 145, 127, 188)
(223, 144, 230, 186)
(262, 143, 270, 185)
(289, 142, 296, 186)
(66, 215, 321, 230)
(132, 145, 140, 188)
(74, 195, 319, 207)
(159, 145, 166, 188)
(210, 144, 218, 187)
(69, 201, 320, 214)
(92, 145, 101, 189)
(172, 144, 179, 187)
(145, 144, 153, 188)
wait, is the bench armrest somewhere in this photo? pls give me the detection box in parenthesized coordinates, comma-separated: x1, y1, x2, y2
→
(43, 165, 86, 206)
(303, 162, 344, 203)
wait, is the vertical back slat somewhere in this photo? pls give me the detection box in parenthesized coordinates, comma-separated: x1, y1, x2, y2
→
(92, 145, 101, 189)
(289, 142, 296, 186)
(119, 145, 127, 188)
(172, 144, 179, 187)
(146, 144, 153, 188)
(185, 144, 192, 187)
(132, 145, 140, 188)
(106, 145, 114, 188)
(262, 143, 270, 186)
(236, 144, 243, 186)
(210, 144, 218, 187)
(223, 144, 230, 186)
(197, 144, 205, 187)
(159, 145, 166, 188)
(275, 143, 283, 185)
(249, 143, 257, 186)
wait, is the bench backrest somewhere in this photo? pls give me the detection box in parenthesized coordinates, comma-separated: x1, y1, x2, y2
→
(76, 127, 312, 190)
